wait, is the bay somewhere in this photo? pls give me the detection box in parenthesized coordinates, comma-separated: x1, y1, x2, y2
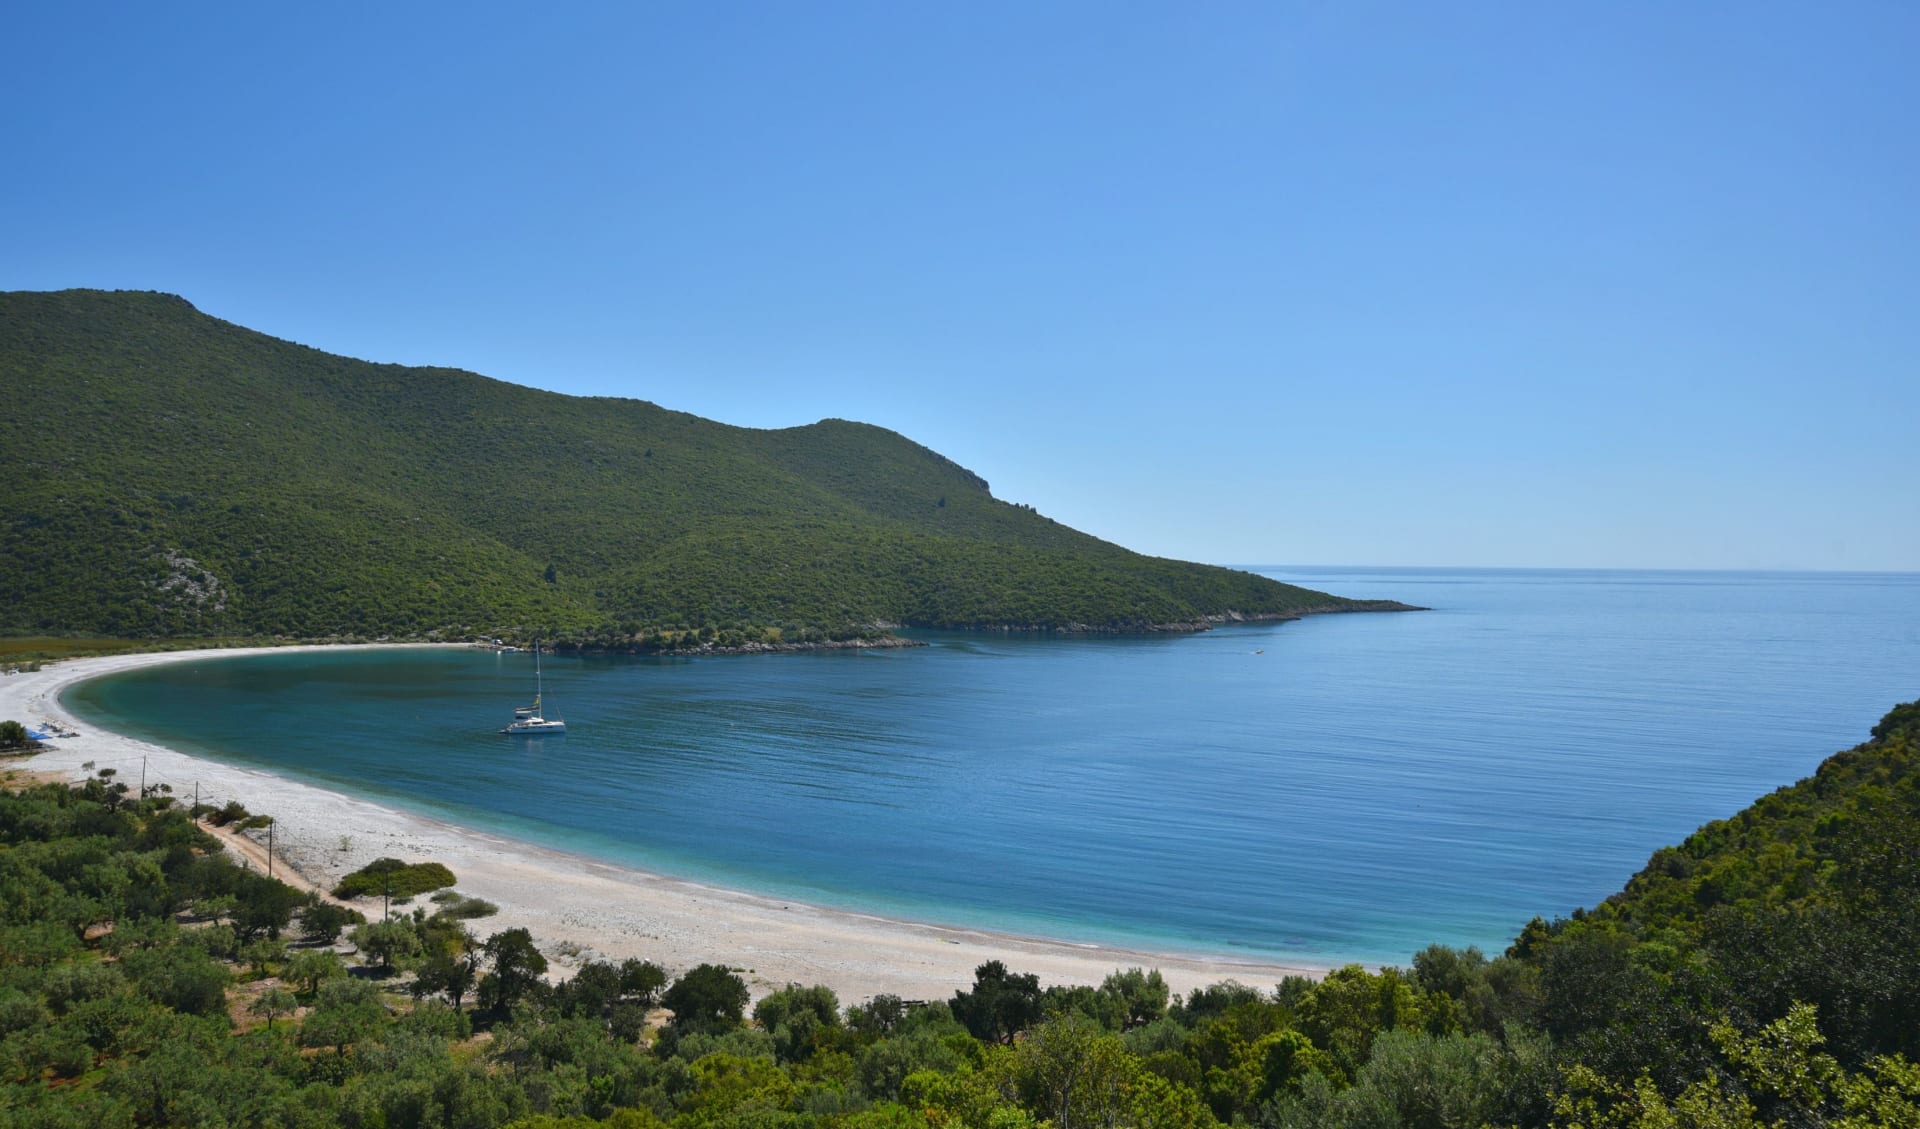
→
(63, 567, 1920, 966)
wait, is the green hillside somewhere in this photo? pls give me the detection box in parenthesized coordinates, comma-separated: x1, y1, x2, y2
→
(1499, 697, 1920, 1088)
(0, 289, 1403, 643)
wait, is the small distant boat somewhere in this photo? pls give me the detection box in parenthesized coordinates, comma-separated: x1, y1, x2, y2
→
(502, 643, 566, 736)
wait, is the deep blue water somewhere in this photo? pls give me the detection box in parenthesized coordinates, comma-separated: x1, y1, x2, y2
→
(64, 567, 1920, 966)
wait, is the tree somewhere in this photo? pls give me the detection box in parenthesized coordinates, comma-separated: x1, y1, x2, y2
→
(1015, 1012, 1137, 1129)
(230, 870, 305, 941)
(300, 897, 363, 944)
(479, 927, 548, 1013)
(849, 993, 907, 1038)
(1550, 1003, 1920, 1129)
(284, 948, 347, 997)
(1101, 968, 1170, 1030)
(1295, 964, 1429, 1080)
(196, 893, 239, 929)
(121, 944, 231, 1017)
(0, 719, 31, 749)
(1410, 943, 1487, 1001)
(207, 799, 249, 827)
(241, 936, 287, 979)
(1314, 1029, 1507, 1129)
(662, 963, 749, 1031)
(414, 946, 480, 1011)
(299, 977, 387, 1054)
(619, 958, 668, 1007)
(678, 1053, 796, 1122)
(954, 960, 1045, 1045)
(1045, 984, 1130, 1031)
(352, 918, 422, 973)
(553, 958, 624, 1020)
(1127, 1070, 1219, 1129)
(248, 985, 297, 1031)
(754, 982, 841, 1063)
(1248, 1028, 1337, 1107)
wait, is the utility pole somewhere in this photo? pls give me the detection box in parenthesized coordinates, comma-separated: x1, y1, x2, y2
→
(140, 756, 147, 799)
(267, 819, 275, 879)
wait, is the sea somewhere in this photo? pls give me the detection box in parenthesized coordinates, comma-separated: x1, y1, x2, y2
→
(62, 567, 1920, 967)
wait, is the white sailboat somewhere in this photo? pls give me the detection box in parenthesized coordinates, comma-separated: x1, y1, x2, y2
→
(502, 643, 566, 735)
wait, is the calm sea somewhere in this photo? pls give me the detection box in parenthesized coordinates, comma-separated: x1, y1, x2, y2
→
(64, 567, 1920, 966)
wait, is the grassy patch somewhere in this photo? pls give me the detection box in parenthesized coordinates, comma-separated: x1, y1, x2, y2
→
(0, 635, 258, 662)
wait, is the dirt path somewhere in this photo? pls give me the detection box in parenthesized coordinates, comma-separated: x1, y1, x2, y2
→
(201, 819, 356, 909)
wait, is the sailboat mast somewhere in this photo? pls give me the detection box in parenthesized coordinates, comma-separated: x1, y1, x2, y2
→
(502, 637, 565, 734)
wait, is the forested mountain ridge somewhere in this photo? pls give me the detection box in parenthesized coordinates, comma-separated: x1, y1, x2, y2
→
(0, 289, 1406, 642)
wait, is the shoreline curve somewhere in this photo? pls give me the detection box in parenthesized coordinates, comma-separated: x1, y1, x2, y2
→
(1, 644, 1332, 1002)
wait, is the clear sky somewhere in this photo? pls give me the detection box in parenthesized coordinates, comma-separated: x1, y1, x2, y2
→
(5, 3, 1915, 570)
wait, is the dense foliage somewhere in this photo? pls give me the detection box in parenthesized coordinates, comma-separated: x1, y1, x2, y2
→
(0, 290, 1401, 644)
(331, 859, 458, 901)
(2, 700, 1915, 1126)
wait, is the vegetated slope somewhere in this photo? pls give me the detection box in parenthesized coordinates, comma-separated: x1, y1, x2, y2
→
(1493, 698, 1920, 1095)
(0, 289, 1398, 641)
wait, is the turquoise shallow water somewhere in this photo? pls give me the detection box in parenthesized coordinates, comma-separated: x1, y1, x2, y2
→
(64, 567, 1920, 966)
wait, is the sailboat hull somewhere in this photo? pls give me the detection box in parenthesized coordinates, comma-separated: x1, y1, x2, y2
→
(502, 719, 566, 735)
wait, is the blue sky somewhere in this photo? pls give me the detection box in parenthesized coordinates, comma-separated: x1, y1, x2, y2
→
(6, 3, 1915, 569)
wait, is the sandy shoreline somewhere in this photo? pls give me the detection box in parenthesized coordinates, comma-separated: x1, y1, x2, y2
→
(1, 645, 1329, 1003)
